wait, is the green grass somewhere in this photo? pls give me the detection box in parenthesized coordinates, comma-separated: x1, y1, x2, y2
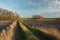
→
(18, 21, 39, 40)
(17, 22, 27, 40)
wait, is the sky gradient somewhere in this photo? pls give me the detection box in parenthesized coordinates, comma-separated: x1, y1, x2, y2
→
(0, 0, 60, 18)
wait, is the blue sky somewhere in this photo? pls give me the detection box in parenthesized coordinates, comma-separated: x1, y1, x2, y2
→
(0, 0, 60, 18)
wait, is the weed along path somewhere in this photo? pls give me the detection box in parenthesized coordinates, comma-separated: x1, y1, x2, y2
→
(19, 21, 39, 40)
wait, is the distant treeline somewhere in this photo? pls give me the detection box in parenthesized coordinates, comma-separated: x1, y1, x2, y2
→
(32, 15, 44, 19)
(0, 8, 20, 20)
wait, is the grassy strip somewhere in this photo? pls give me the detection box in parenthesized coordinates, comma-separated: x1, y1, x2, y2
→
(18, 21, 39, 40)
(17, 21, 27, 40)
(19, 21, 57, 40)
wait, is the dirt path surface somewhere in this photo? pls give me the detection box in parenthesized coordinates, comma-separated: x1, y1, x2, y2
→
(13, 22, 21, 40)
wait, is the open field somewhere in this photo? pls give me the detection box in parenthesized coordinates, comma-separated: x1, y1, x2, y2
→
(0, 21, 13, 26)
(23, 18, 60, 40)
(23, 18, 60, 30)
(0, 18, 60, 40)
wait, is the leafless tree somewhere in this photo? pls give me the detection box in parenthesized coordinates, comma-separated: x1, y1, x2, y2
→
(0, 8, 20, 20)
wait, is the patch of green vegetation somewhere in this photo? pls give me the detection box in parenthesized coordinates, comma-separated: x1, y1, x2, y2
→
(17, 21, 27, 40)
(18, 21, 39, 40)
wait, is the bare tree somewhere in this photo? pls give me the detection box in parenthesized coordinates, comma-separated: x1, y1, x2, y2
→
(0, 8, 20, 20)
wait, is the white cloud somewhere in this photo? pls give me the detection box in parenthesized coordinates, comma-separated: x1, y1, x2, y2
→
(41, 0, 60, 13)
(43, 8, 60, 12)
(48, 0, 60, 8)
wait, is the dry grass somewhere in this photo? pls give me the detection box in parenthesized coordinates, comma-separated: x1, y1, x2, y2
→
(38, 27, 60, 40)
(0, 21, 17, 40)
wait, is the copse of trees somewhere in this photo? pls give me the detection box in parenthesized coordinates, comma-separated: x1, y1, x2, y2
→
(32, 15, 44, 19)
(0, 8, 20, 20)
